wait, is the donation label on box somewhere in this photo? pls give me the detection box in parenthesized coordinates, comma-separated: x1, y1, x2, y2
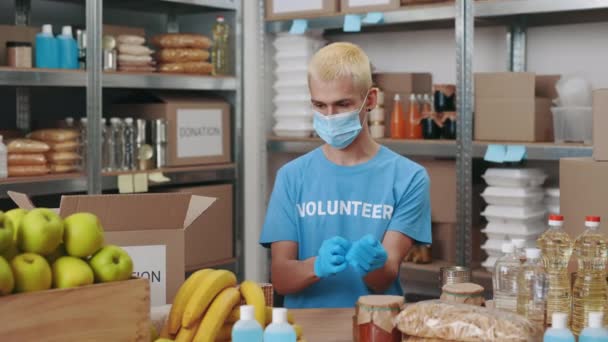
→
(123, 245, 167, 306)
(177, 108, 224, 158)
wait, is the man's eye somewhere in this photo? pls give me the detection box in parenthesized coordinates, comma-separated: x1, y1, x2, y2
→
(313, 103, 325, 109)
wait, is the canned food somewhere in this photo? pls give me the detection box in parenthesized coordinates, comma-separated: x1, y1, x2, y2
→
(439, 266, 471, 287)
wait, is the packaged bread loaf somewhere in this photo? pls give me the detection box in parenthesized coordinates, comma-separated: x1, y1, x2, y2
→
(8, 165, 50, 177)
(47, 140, 79, 152)
(46, 151, 80, 164)
(152, 33, 211, 49)
(394, 300, 542, 342)
(28, 129, 79, 142)
(8, 153, 47, 166)
(7, 139, 50, 153)
(117, 35, 145, 45)
(117, 44, 153, 56)
(117, 54, 153, 64)
(158, 61, 213, 74)
(156, 49, 210, 63)
(50, 164, 79, 174)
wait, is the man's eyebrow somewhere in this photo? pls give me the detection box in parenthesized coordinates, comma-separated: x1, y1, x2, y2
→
(311, 98, 353, 104)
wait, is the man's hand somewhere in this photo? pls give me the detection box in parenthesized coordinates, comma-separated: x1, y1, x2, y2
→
(314, 236, 351, 278)
(346, 234, 388, 276)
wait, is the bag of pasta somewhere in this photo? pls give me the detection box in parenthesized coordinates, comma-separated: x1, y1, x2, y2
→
(393, 300, 542, 342)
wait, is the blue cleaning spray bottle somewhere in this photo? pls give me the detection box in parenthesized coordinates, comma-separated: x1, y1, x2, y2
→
(57, 26, 78, 69)
(35, 24, 58, 68)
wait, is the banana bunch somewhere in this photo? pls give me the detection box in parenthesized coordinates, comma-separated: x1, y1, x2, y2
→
(156, 268, 305, 342)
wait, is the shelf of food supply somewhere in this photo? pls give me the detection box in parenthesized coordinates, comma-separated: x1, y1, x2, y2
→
(0, 68, 237, 90)
(265, 0, 608, 33)
(0, 163, 236, 199)
(267, 136, 457, 157)
(400, 260, 454, 298)
(49, 0, 238, 12)
(473, 141, 593, 161)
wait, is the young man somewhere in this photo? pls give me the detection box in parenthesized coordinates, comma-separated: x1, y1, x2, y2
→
(260, 42, 431, 308)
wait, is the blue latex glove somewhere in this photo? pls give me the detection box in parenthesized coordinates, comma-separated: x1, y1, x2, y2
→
(346, 234, 388, 275)
(314, 236, 351, 278)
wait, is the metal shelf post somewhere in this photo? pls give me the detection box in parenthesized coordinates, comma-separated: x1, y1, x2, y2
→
(86, 0, 103, 194)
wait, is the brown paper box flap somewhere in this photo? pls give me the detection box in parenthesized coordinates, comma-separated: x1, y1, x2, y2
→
(7, 191, 36, 210)
(184, 195, 217, 230)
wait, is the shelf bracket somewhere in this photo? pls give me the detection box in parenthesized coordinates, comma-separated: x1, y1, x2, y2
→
(15, 0, 31, 132)
(507, 18, 527, 72)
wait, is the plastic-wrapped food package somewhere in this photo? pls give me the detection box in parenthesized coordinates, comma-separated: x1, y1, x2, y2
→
(151, 33, 211, 49)
(46, 151, 80, 164)
(50, 164, 78, 173)
(8, 165, 50, 177)
(28, 129, 79, 142)
(117, 35, 145, 45)
(7, 139, 50, 153)
(156, 49, 210, 63)
(8, 153, 47, 166)
(158, 62, 213, 75)
(394, 300, 542, 342)
(47, 140, 79, 152)
(117, 44, 153, 56)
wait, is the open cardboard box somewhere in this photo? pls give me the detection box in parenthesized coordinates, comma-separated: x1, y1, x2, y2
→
(8, 191, 216, 306)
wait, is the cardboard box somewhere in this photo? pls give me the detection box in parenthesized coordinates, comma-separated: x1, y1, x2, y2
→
(167, 184, 234, 271)
(431, 223, 482, 263)
(415, 159, 456, 223)
(560, 158, 608, 272)
(374, 72, 433, 137)
(0, 278, 149, 341)
(112, 94, 231, 167)
(9, 191, 216, 306)
(593, 89, 608, 161)
(474, 72, 560, 142)
(341, 0, 400, 14)
(266, 0, 339, 21)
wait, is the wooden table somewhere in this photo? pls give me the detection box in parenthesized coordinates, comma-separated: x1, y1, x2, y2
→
(291, 308, 353, 342)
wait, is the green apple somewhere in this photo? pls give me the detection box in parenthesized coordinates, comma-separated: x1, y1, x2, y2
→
(5, 208, 27, 242)
(46, 243, 67, 265)
(0, 212, 14, 254)
(0, 256, 14, 295)
(11, 253, 52, 293)
(52, 256, 94, 289)
(89, 245, 133, 283)
(1, 243, 20, 261)
(19, 208, 64, 256)
(63, 212, 104, 258)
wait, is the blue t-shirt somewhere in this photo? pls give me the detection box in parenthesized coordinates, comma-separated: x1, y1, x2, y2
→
(260, 146, 432, 308)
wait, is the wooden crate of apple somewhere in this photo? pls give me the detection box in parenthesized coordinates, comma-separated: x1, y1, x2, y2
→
(0, 208, 134, 293)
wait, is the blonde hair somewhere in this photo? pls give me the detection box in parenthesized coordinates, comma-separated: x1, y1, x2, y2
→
(308, 42, 372, 95)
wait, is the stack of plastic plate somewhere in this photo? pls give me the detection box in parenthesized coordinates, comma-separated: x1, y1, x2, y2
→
(480, 168, 548, 272)
(272, 33, 325, 137)
(545, 188, 560, 216)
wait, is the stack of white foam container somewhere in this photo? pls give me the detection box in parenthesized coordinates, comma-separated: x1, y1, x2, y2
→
(480, 168, 548, 272)
(545, 188, 560, 216)
(272, 33, 325, 137)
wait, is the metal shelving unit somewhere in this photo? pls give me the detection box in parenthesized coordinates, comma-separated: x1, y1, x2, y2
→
(261, 0, 608, 278)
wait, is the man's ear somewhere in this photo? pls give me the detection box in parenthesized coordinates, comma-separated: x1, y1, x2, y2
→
(366, 87, 379, 111)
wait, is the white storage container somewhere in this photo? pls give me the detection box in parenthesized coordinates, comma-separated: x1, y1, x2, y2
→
(545, 188, 560, 207)
(273, 121, 313, 138)
(482, 205, 546, 225)
(272, 116, 312, 128)
(482, 238, 537, 258)
(484, 221, 546, 239)
(482, 168, 547, 188)
(551, 106, 592, 144)
(274, 81, 309, 97)
(482, 256, 498, 273)
(546, 205, 560, 216)
(481, 187, 544, 206)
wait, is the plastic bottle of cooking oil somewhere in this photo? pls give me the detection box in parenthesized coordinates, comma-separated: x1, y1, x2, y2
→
(211, 16, 230, 76)
(517, 248, 549, 332)
(538, 215, 573, 326)
(572, 216, 608, 335)
(493, 242, 520, 313)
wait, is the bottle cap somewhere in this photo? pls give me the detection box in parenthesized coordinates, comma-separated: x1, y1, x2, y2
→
(548, 214, 564, 227)
(217, 16, 225, 23)
(409, 94, 416, 101)
(589, 312, 604, 328)
(525, 248, 541, 260)
(394, 94, 401, 101)
(501, 243, 514, 254)
(586, 216, 601, 228)
(423, 94, 430, 101)
(552, 313, 568, 329)
(65, 117, 74, 126)
(80, 117, 88, 124)
(42, 24, 53, 35)
(239, 305, 254, 321)
(511, 238, 525, 249)
(272, 308, 288, 324)
(110, 117, 122, 125)
(62, 25, 73, 37)
(124, 117, 133, 124)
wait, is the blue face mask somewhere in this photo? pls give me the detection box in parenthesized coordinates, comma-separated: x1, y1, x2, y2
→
(313, 94, 369, 149)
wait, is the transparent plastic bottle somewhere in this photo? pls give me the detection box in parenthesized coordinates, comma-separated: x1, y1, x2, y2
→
(512, 238, 527, 264)
(517, 248, 549, 332)
(110, 118, 124, 171)
(264, 308, 296, 342)
(544, 312, 575, 342)
(493, 242, 520, 313)
(390, 94, 406, 139)
(405, 93, 423, 140)
(538, 215, 573, 325)
(580, 312, 608, 342)
(123, 118, 136, 171)
(232, 305, 263, 342)
(211, 16, 230, 76)
(0, 136, 7, 179)
(572, 217, 608, 335)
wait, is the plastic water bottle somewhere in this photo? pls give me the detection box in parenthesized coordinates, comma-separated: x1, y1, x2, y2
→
(123, 118, 136, 170)
(580, 312, 608, 342)
(0, 136, 7, 179)
(512, 238, 527, 264)
(572, 217, 608, 335)
(57, 26, 78, 69)
(264, 308, 296, 342)
(35, 24, 58, 68)
(544, 312, 575, 342)
(517, 248, 549, 332)
(232, 305, 263, 342)
(211, 16, 230, 75)
(537, 215, 573, 325)
(493, 242, 520, 313)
